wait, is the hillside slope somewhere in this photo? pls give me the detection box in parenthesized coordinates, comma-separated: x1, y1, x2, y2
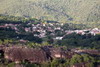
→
(0, 0, 100, 22)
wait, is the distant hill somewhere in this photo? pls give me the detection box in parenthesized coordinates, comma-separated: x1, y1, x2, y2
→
(0, 0, 100, 23)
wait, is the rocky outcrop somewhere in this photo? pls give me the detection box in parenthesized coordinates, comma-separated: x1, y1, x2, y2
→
(0, 45, 77, 64)
(4, 46, 48, 63)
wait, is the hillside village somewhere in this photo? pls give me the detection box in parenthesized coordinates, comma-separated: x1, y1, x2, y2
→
(0, 0, 100, 66)
(0, 17, 100, 67)
(0, 21, 100, 40)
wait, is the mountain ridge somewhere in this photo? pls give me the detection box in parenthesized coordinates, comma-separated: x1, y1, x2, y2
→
(0, 0, 100, 22)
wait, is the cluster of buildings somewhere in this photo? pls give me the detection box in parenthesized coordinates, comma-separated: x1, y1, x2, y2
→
(66, 28, 100, 36)
(0, 22, 100, 40)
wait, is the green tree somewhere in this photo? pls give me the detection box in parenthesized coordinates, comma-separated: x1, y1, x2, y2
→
(70, 54, 83, 65)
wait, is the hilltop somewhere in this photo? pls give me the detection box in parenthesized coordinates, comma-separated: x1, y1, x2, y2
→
(0, 0, 100, 23)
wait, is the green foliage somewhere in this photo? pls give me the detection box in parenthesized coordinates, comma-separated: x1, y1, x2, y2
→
(0, 40, 3, 45)
(58, 34, 100, 49)
(0, 39, 13, 45)
(51, 59, 60, 67)
(0, 27, 17, 40)
(41, 62, 51, 67)
(7, 62, 15, 67)
(81, 54, 95, 62)
(85, 62, 94, 67)
(0, 15, 27, 23)
(51, 59, 64, 67)
(70, 54, 83, 65)
(63, 59, 70, 67)
(0, 0, 100, 24)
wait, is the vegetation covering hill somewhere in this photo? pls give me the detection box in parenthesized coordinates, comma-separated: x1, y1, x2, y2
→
(0, 15, 100, 49)
(0, 9, 100, 67)
(0, 0, 100, 23)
